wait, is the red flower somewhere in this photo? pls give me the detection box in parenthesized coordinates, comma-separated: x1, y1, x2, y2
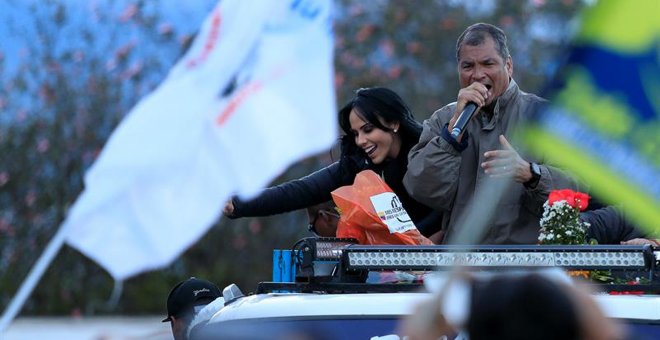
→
(574, 192, 590, 211)
(548, 189, 571, 206)
(548, 189, 590, 211)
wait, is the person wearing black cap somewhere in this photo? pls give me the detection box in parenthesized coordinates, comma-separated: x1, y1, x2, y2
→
(163, 277, 222, 340)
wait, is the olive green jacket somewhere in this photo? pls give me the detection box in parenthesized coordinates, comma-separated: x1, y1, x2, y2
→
(404, 80, 576, 244)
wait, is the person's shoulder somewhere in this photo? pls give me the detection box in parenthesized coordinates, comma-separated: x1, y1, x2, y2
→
(428, 103, 457, 122)
(514, 89, 547, 117)
(517, 89, 547, 104)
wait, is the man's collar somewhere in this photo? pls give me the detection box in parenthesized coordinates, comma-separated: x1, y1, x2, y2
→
(494, 78, 518, 112)
(480, 79, 518, 127)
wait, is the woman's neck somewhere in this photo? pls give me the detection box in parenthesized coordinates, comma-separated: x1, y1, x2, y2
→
(388, 134, 403, 160)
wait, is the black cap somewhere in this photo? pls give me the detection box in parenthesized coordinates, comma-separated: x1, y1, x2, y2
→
(162, 277, 221, 322)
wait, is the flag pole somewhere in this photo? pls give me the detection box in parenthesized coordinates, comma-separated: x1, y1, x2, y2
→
(0, 223, 69, 333)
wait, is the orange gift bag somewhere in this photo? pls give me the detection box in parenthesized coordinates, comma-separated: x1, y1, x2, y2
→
(331, 170, 432, 245)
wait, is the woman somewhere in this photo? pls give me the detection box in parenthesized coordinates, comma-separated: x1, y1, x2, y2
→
(224, 87, 442, 238)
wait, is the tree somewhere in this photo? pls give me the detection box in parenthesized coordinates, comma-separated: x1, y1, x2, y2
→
(0, 0, 587, 315)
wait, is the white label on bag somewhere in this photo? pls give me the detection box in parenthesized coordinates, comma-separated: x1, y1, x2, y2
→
(369, 192, 417, 234)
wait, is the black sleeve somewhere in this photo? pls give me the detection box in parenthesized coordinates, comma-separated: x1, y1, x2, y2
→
(230, 162, 346, 218)
(440, 123, 469, 152)
(583, 207, 645, 244)
(413, 210, 445, 238)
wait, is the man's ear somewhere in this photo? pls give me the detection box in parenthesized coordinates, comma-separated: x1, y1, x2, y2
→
(506, 57, 513, 78)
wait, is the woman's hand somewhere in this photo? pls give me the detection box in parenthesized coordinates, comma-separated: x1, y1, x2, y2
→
(223, 199, 235, 216)
(339, 134, 371, 177)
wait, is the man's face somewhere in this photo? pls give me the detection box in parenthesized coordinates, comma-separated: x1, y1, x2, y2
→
(315, 210, 340, 237)
(308, 209, 340, 237)
(457, 36, 512, 106)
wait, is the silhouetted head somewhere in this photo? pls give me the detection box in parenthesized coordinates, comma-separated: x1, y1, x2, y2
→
(467, 273, 580, 340)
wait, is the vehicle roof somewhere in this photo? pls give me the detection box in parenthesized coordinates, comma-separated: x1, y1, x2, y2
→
(207, 291, 660, 324)
(208, 292, 431, 322)
(594, 294, 660, 321)
(207, 240, 660, 327)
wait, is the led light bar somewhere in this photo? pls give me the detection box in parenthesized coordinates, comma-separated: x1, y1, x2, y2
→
(313, 238, 358, 259)
(342, 245, 655, 271)
(294, 237, 360, 282)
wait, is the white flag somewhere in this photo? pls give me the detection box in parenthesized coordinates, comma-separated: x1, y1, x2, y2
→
(64, 0, 336, 280)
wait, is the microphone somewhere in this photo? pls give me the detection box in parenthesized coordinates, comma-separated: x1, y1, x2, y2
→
(450, 102, 478, 139)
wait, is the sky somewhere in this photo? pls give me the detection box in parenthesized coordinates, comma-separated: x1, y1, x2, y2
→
(0, 0, 216, 78)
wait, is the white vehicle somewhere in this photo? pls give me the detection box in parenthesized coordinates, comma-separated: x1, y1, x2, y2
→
(195, 238, 660, 339)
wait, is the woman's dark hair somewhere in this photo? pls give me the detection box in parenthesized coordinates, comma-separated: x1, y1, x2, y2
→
(338, 87, 422, 149)
(467, 273, 581, 340)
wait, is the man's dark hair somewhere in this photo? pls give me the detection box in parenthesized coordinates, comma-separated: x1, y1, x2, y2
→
(456, 23, 510, 61)
(307, 200, 337, 218)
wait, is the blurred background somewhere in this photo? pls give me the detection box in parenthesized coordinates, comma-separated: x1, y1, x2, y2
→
(0, 0, 590, 318)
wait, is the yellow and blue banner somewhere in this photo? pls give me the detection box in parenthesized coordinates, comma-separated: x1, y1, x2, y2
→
(523, 0, 659, 233)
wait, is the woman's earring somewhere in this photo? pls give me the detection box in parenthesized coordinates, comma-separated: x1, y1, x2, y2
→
(393, 129, 398, 133)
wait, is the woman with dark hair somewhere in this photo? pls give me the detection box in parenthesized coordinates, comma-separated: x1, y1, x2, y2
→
(223, 87, 442, 238)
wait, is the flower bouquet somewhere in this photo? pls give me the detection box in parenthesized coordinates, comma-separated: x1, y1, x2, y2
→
(536, 189, 632, 283)
(538, 189, 591, 245)
(538, 189, 599, 280)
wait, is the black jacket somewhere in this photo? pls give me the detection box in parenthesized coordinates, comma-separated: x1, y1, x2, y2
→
(230, 140, 442, 237)
(583, 207, 645, 244)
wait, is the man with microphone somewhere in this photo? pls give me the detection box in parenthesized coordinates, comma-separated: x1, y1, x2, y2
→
(404, 23, 574, 244)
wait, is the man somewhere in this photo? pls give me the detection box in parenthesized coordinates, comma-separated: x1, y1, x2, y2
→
(582, 206, 658, 245)
(404, 23, 574, 244)
(163, 277, 222, 340)
(306, 200, 341, 237)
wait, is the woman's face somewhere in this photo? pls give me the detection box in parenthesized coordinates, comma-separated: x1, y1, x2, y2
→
(348, 108, 401, 164)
